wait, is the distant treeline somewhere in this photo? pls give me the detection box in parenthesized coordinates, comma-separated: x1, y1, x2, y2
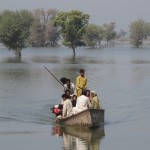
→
(0, 8, 150, 56)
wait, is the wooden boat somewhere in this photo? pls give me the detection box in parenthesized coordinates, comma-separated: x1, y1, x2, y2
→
(56, 108, 105, 128)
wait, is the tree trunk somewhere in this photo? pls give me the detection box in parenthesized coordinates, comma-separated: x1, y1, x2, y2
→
(19, 51, 21, 57)
(15, 49, 21, 57)
(72, 47, 76, 55)
(98, 41, 101, 47)
(107, 40, 109, 45)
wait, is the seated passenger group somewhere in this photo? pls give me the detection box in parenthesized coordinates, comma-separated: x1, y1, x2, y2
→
(58, 69, 102, 118)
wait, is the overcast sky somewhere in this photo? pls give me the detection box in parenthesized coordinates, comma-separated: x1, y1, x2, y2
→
(0, 0, 150, 31)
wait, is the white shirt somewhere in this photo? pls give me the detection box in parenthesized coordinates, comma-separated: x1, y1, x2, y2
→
(63, 99, 73, 117)
(73, 95, 91, 114)
(64, 83, 76, 96)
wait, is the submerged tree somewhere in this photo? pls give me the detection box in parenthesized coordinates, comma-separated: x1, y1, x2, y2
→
(103, 22, 116, 45)
(83, 24, 103, 48)
(29, 8, 59, 47)
(54, 10, 89, 55)
(0, 9, 33, 56)
(129, 19, 150, 47)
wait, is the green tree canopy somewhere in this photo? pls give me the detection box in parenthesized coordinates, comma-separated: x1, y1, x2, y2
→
(103, 22, 116, 45)
(129, 19, 150, 47)
(54, 10, 90, 55)
(0, 9, 33, 56)
(83, 24, 103, 48)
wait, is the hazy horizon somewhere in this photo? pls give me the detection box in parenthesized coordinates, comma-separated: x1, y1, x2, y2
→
(0, 0, 150, 31)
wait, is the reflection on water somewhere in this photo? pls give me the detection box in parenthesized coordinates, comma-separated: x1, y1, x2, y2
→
(2, 56, 23, 63)
(131, 60, 150, 64)
(52, 126, 105, 150)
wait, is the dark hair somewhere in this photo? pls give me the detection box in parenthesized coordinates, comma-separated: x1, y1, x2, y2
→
(60, 77, 67, 85)
(61, 93, 68, 99)
(80, 69, 84, 73)
(66, 79, 70, 82)
(65, 89, 71, 94)
(82, 89, 87, 96)
(86, 90, 90, 96)
(72, 94, 77, 99)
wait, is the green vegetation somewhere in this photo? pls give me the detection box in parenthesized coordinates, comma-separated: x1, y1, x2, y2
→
(83, 24, 103, 48)
(0, 9, 33, 56)
(129, 19, 150, 47)
(54, 10, 89, 55)
(83, 23, 117, 48)
(103, 22, 116, 45)
(0, 8, 150, 57)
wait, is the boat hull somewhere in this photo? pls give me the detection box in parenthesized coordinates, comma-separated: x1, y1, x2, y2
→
(56, 108, 105, 128)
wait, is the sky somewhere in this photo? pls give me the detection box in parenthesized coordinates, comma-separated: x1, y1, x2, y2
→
(0, 0, 150, 31)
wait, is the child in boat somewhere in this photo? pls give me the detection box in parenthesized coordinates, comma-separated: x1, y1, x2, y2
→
(86, 89, 91, 100)
(90, 91, 102, 109)
(76, 69, 88, 97)
(71, 94, 77, 107)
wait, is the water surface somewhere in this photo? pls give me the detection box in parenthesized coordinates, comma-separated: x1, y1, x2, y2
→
(0, 45, 150, 150)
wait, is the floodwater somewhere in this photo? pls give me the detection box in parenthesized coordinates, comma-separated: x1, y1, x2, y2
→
(0, 45, 150, 150)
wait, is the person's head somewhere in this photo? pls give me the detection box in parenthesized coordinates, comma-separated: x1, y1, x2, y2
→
(86, 90, 90, 97)
(61, 93, 69, 101)
(79, 69, 85, 77)
(72, 95, 77, 100)
(91, 91, 96, 98)
(82, 89, 87, 96)
(65, 89, 71, 96)
(66, 79, 71, 85)
(60, 77, 67, 85)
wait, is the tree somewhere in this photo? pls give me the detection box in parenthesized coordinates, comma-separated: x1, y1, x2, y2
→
(97, 25, 104, 47)
(129, 19, 145, 47)
(0, 10, 33, 56)
(29, 8, 59, 47)
(83, 24, 103, 48)
(44, 20, 60, 47)
(103, 22, 116, 45)
(83, 24, 98, 48)
(54, 10, 89, 55)
(129, 19, 150, 47)
(143, 22, 150, 39)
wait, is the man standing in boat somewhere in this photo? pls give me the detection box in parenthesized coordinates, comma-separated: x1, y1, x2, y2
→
(76, 69, 87, 97)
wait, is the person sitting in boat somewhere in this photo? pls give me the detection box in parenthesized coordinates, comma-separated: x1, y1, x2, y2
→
(61, 89, 71, 105)
(65, 89, 71, 99)
(61, 93, 73, 118)
(90, 91, 102, 109)
(71, 94, 77, 107)
(73, 90, 91, 114)
(86, 89, 91, 100)
(64, 79, 76, 96)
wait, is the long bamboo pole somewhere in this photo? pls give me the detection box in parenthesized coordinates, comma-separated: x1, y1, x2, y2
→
(44, 66, 64, 87)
